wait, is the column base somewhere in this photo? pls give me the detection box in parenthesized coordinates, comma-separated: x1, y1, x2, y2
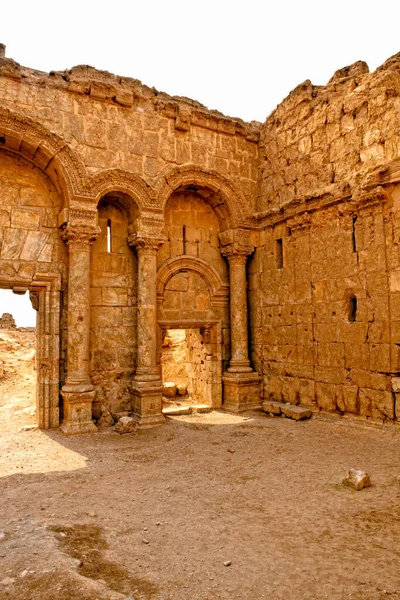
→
(223, 371, 262, 412)
(60, 386, 97, 435)
(132, 380, 165, 428)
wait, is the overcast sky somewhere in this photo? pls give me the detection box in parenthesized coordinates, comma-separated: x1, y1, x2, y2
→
(1, 0, 399, 325)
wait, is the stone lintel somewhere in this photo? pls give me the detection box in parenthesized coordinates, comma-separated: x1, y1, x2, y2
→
(222, 372, 262, 412)
(60, 387, 97, 435)
(131, 380, 165, 428)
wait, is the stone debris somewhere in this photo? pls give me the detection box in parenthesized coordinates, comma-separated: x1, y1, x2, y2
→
(262, 401, 312, 421)
(262, 401, 287, 415)
(342, 468, 372, 490)
(191, 404, 211, 413)
(163, 382, 178, 398)
(114, 416, 138, 434)
(281, 405, 312, 421)
(162, 406, 192, 416)
(177, 384, 187, 396)
(223, 560, 232, 567)
(96, 411, 115, 429)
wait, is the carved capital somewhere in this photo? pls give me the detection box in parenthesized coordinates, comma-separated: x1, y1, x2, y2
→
(219, 228, 254, 259)
(128, 233, 166, 253)
(221, 242, 254, 260)
(29, 291, 39, 312)
(59, 223, 101, 249)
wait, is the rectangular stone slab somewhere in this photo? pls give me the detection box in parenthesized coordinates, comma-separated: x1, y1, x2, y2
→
(280, 405, 312, 421)
(262, 401, 287, 415)
(162, 406, 192, 416)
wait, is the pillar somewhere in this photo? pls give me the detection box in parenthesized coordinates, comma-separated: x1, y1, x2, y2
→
(129, 234, 166, 427)
(59, 223, 100, 434)
(220, 230, 261, 412)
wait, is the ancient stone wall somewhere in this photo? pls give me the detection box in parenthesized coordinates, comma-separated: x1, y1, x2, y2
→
(0, 61, 260, 215)
(253, 54, 400, 424)
(3, 45, 400, 430)
(0, 313, 16, 329)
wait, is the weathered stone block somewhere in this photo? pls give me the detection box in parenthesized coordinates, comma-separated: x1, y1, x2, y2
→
(342, 469, 371, 490)
(281, 405, 312, 420)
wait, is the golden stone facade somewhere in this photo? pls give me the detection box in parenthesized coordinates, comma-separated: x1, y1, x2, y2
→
(1, 44, 400, 432)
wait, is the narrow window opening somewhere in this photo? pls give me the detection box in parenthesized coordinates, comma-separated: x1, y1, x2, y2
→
(348, 296, 357, 322)
(352, 216, 357, 252)
(183, 225, 186, 254)
(276, 238, 283, 269)
(107, 219, 112, 253)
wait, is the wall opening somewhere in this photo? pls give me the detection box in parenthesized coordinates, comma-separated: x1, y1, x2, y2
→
(352, 216, 357, 252)
(276, 238, 284, 269)
(0, 289, 37, 430)
(348, 296, 357, 322)
(160, 325, 221, 409)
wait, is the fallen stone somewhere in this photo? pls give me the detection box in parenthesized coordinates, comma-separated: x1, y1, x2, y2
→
(163, 382, 177, 397)
(177, 384, 187, 396)
(191, 404, 211, 413)
(162, 406, 192, 416)
(97, 411, 115, 429)
(19, 424, 38, 432)
(262, 401, 287, 415)
(281, 405, 312, 421)
(114, 416, 138, 434)
(342, 468, 372, 490)
(223, 560, 231, 567)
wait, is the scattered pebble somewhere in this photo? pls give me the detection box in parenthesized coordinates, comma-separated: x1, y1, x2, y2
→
(142, 539, 149, 544)
(223, 560, 231, 567)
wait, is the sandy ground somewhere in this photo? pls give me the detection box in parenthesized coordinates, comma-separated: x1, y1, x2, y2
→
(1, 330, 400, 599)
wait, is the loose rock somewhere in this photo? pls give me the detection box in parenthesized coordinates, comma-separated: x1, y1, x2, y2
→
(342, 468, 371, 490)
(114, 416, 138, 434)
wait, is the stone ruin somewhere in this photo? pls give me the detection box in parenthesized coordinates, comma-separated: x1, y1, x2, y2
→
(1, 43, 400, 433)
(0, 313, 16, 329)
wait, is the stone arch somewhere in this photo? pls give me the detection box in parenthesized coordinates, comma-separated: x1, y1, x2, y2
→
(90, 169, 157, 214)
(157, 256, 229, 307)
(0, 107, 88, 206)
(156, 165, 247, 229)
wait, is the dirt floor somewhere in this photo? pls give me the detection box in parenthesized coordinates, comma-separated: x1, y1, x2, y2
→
(1, 330, 400, 599)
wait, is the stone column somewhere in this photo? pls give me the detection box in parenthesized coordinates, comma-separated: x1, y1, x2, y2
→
(59, 223, 100, 434)
(220, 229, 261, 412)
(129, 234, 166, 427)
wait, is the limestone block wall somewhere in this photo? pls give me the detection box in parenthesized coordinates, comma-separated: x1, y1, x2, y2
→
(258, 55, 400, 213)
(0, 60, 259, 213)
(0, 151, 67, 283)
(252, 179, 400, 423)
(90, 201, 137, 418)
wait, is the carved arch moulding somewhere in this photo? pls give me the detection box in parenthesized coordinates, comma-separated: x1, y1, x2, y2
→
(157, 255, 229, 307)
(155, 164, 248, 229)
(89, 169, 158, 212)
(0, 107, 88, 206)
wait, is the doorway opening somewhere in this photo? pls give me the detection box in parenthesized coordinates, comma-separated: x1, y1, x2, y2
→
(160, 325, 222, 411)
(0, 289, 37, 431)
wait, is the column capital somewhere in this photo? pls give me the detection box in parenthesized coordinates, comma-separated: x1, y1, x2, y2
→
(59, 223, 101, 249)
(219, 228, 254, 260)
(128, 233, 166, 253)
(220, 242, 254, 260)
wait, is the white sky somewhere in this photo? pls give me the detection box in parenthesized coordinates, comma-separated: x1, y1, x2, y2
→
(1, 0, 400, 325)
